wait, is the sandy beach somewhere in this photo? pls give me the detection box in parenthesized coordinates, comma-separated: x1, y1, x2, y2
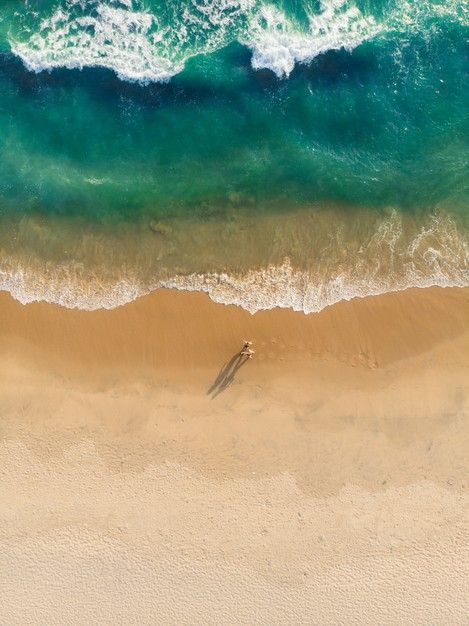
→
(1, 286, 468, 624)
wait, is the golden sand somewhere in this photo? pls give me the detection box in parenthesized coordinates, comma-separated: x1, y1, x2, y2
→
(1, 287, 468, 624)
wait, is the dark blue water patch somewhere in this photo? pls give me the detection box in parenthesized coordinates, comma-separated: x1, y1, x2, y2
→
(295, 45, 378, 86)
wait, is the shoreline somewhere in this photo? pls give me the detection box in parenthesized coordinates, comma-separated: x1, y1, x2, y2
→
(1, 285, 468, 623)
(1, 285, 468, 481)
(1, 206, 467, 313)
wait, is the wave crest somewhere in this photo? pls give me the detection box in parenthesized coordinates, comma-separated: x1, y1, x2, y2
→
(245, 1, 380, 78)
(9, 0, 467, 84)
(10, 0, 184, 82)
(165, 214, 469, 313)
(1, 212, 468, 313)
(9, 0, 380, 83)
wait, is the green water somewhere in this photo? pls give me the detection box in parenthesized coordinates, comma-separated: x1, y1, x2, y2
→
(0, 0, 467, 309)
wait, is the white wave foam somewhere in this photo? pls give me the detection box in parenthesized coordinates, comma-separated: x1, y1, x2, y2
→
(8, 0, 253, 83)
(387, 0, 469, 33)
(9, 0, 382, 83)
(2, 213, 468, 313)
(163, 258, 469, 314)
(10, 0, 184, 83)
(8, 0, 467, 82)
(2, 255, 467, 314)
(0, 262, 149, 310)
(245, 0, 381, 77)
(164, 213, 469, 313)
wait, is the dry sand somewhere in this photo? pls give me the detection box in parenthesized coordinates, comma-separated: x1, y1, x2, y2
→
(0, 286, 468, 624)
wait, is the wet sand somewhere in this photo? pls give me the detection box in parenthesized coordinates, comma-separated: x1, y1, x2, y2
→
(1, 286, 468, 624)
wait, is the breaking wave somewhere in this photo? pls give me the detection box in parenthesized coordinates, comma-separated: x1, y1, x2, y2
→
(9, 0, 186, 83)
(8, 0, 464, 84)
(1, 212, 468, 313)
(9, 0, 469, 83)
(245, 1, 380, 78)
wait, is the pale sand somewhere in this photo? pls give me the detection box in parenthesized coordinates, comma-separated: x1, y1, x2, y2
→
(0, 287, 468, 624)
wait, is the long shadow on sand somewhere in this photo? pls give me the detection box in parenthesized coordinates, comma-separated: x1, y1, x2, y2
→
(208, 352, 249, 398)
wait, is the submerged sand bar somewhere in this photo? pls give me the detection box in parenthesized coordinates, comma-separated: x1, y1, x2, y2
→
(0, 286, 468, 624)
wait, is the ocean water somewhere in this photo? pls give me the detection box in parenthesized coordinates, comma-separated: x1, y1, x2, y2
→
(0, 0, 467, 311)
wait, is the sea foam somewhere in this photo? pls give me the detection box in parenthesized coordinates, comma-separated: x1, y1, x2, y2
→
(2, 255, 468, 314)
(10, 1, 184, 83)
(163, 213, 469, 312)
(9, 0, 466, 84)
(245, 1, 381, 78)
(1, 213, 468, 313)
(9, 0, 381, 83)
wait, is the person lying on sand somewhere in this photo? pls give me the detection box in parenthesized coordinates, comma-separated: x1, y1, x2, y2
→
(241, 340, 255, 359)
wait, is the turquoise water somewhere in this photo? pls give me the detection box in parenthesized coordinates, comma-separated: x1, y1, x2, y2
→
(0, 0, 467, 310)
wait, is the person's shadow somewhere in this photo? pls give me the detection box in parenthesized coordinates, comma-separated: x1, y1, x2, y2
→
(207, 352, 250, 398)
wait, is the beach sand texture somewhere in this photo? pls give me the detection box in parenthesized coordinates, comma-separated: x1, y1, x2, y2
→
(1, 286, 468, 624)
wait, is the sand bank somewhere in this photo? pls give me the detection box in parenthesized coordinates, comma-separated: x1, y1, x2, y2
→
(0, 286, 468, 624)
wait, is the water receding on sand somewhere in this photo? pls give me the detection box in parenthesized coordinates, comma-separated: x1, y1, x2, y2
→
(1, 205, 467, 312)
